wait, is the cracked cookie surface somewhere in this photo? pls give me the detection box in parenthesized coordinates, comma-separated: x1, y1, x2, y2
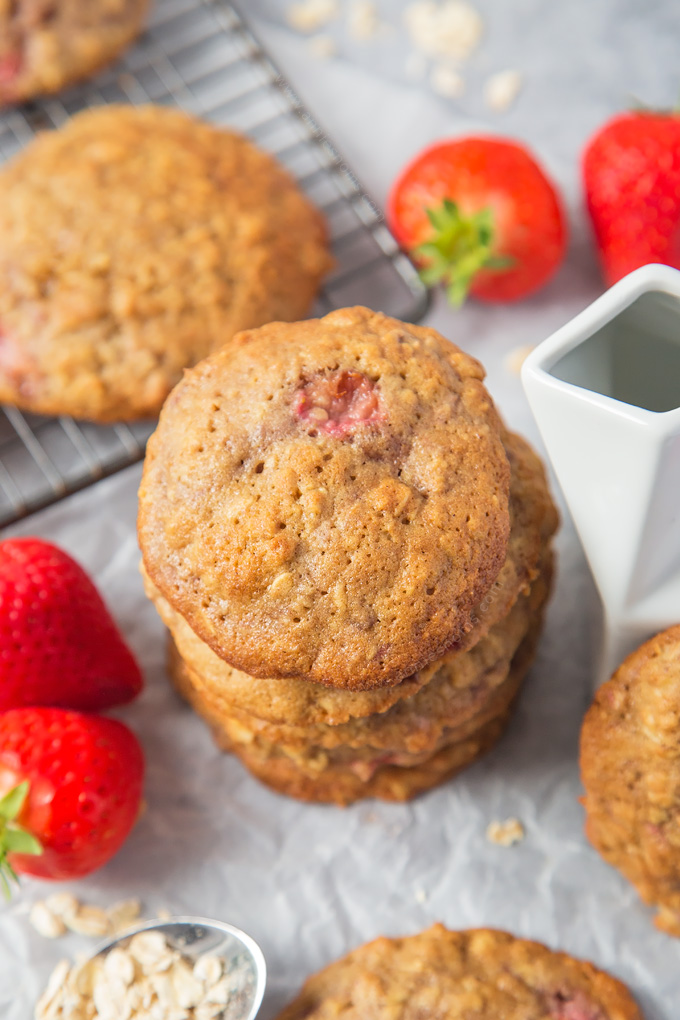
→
(275, 925, 641, 1020)
(0, 0, 149, 106)
(139, 307, 511, 690)
(581, 625, 680, 937)
(0, 105, 331, 421)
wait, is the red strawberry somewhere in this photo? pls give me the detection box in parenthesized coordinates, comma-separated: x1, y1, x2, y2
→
(583, 112, 680, 285)
(387, 137, 567, 305)
(0, 538, 143, 712)
(0, 707, 144, 884)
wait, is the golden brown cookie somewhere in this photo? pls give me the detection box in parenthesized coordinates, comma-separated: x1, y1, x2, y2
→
(167, 554, 551, 762)
(0, 0, 149, 107)
(167, 573, 547, 806)
(0, 105, 331, 421)
(139, 307, 512, 690)
(276, 924, 642, 1020)
(581, 625, 680, 937)
(144, 427, 557, 726)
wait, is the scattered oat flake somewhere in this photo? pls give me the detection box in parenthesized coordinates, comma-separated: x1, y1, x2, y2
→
(308, 34, 336, 58)
(287, 0, 338, 33)
(129, 930, 175, 973)
(44, 892, 80, 922)
(404, 1, 483, 61)
(414, 887, 428, 904)
(30, 901, 67, 939)
(65, 904, 110, 937)
(106, 897, 142, 934)
(504, 344, 535, 375)
(430, 63, 464, 99)
(348, 0, 381, 40)
(194, 955, 223, 987)
(484, 69, 523, 111)
(486, 817, 525, 846)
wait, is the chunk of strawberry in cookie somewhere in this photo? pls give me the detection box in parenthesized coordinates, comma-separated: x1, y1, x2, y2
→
(548, 989, 606, 1020)
(0, 323, 36, 396)
(0, 51, 21, 91)
(294, 371, 383, 437)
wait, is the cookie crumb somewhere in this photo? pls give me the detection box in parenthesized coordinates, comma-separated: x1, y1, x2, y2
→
(484, 69, 523, 111)
(430, 63, 464, 99)
(29, 901, 66, 939)
(404, 1, 483, 61)
(348, 0, 381, 40)
(107, 898, 142, 935)
(287, 0, 338, 33)
(504, 344, 534, 376)
(65, 904, 111, 937)
(486, 818, 525, 846)
(308, 34, 337, 59)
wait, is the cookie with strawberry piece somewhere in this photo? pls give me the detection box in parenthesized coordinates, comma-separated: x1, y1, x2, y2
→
(139, 306, 512, 691)
(0, 0, 149, 108)
(581, 625, 680, 937)
(275, 924, 642, 1020)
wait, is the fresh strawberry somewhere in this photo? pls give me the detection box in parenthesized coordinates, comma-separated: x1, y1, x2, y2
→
(0, 538, 143, 711)
(387, 137, 567, 305)
(583, 111, 680, 285)
(0, 707, 144, 884)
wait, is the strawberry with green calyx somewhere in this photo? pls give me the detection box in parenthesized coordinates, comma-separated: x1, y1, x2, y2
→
(583, 110, 680, 285)
(0, 781, 42, 898)
(0, 707, 144, 882)
(387, 136, 567, 305)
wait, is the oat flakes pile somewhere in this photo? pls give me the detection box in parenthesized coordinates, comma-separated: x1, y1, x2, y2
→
(35, 931, 254, 1020)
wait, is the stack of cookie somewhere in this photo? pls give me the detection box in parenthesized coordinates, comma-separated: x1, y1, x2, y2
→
(138, 307, 558, 805)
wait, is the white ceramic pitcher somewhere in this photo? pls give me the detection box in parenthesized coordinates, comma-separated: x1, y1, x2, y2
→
(522, 264, 680, 686)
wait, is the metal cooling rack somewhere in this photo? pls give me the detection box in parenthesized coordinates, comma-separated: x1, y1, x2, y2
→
(0, 0, 428, 528)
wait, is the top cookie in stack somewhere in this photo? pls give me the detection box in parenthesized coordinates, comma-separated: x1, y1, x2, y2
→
(139, 307, 558, 803)
(139, 306, 512, 691)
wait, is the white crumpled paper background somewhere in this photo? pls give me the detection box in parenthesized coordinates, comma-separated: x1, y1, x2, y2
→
(3, 1, 680, 1017)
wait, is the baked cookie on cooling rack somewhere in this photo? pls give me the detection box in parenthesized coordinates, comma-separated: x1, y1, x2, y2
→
(0, 0, 150, 107)
(0, 105, 332, 421)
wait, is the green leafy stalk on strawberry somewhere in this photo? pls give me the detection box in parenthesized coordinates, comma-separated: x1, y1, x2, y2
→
(0, 782, 42, 898)
(387, 136, 567, 305)
(416, 199, 514, 307)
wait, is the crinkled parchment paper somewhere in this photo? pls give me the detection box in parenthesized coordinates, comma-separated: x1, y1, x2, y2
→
(3, 4, 680, 1017)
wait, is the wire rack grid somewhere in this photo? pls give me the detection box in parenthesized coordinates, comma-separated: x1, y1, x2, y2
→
(0, 0, 428, 528)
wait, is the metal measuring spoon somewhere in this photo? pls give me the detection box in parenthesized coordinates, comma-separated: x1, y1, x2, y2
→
(90, 915, 266, 1020)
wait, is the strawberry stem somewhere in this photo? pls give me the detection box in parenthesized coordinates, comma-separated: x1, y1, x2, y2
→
(415, 198, 513, 307)
(0, 781, 43, 898)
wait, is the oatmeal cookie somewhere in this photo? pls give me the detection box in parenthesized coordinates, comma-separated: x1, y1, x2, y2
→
(145, 427, 557, 725)
(0, 105, 331, 421)
(275, 924, 641, 1019)
(168, 593, 545, 805)
(581, 625, 680, 937)
(139, 307, 511, 690)
(167, 554, 551, 761)
(0, 0, 149, 107)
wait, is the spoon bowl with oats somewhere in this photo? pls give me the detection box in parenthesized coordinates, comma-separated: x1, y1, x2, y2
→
(35, 916, 267, 1020)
